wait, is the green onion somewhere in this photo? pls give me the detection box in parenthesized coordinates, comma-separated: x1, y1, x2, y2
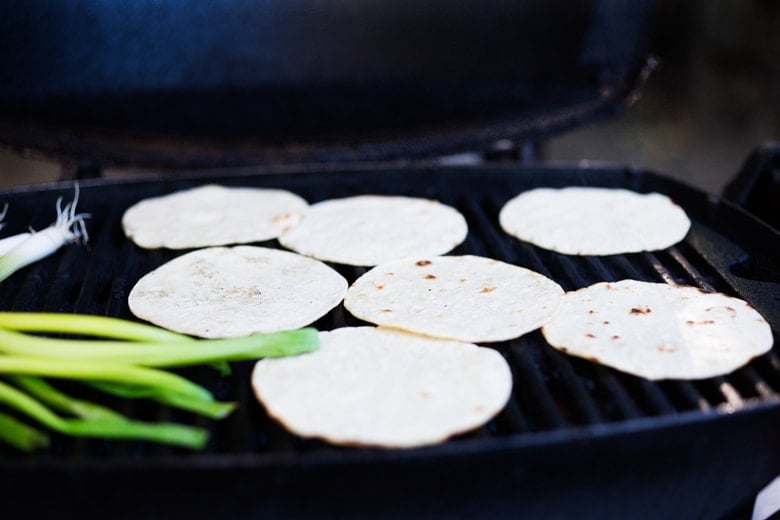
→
(83, 380, 167, 399)
(0, 204, 31, 256)
(0, 311, 320, 450)
(8, 375, 125, 422)
(0, 233, 31, 256)
(0, 356, 213, 403)
(0, 379, 207, 449)
(0, 311, 192, 342)
(0, 187, 89, 283)
(0, 326, 318, 368)
(86, 381, 236, 419)
(0, 409, 50, 452)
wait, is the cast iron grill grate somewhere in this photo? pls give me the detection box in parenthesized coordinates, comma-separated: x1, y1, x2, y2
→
(0, 164, 777, 460)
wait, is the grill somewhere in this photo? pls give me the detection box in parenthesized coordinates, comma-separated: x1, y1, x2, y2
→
(0, 163, 778, 519)
(1, 1, 778, 517)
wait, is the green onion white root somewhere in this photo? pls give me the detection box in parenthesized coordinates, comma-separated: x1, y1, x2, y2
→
(0, 185, 90, 282)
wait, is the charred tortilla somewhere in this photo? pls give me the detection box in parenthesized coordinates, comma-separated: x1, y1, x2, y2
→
(541, 279, 773, 380)
(251, 326, 513, 448)
(344, 255, 564, 342)
(498, 187, 691, 255)
(128, 246, 347, 338)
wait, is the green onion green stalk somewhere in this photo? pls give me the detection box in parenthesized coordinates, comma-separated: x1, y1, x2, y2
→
(0, 312, 319, 452)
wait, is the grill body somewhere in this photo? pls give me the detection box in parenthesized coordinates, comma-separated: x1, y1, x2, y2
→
(0, 1, 655, 168)
(0, 164, 777, 518)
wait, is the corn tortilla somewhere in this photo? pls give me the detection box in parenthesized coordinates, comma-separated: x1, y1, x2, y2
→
(251, 326, 513, 448)
(541, 279, 773, 380)
(128, 246, 347, 338)
(344, 255, 563, 342)
(499, 187, 691, 255)
(279, 195, 468, 266)
(122, 184, 308, 249)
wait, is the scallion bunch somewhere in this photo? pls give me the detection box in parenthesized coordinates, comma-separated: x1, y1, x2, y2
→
(0, 312, 318, 451)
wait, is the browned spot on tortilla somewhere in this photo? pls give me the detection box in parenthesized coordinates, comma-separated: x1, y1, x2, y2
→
(611, 335, 620, 340)
(271, 213, 291, 222)
(384, 272, 395, 276)
(459, 278, 467, 284)
(686, 319, 716, 326)
(560, 347, 569, 353)
(588, 309, 597, 315)
(415, 260, 432, 267)
(380, 309, 393, 313)
(423, 274, 437, 280)
(603, 321, 610, 325)
(629, 306, 652, 315)
(657, 344, 678, 353)
(585, 333, 596, 338)
(374, 283, 385, 290)
(479, 286, 496, 294)
(587, 356, 601, 363)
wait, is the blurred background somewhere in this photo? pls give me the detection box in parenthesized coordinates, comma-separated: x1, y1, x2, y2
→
(0, 0, 778, 196)
(549, 0, 780, 195)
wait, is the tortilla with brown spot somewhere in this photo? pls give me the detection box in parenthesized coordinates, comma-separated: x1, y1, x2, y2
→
(541, 279, 773, 380)
(344, 255, 563, 343)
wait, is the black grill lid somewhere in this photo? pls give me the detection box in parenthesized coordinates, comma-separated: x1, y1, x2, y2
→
(0, 164, 777, 519)
(0, 0, 655, 168)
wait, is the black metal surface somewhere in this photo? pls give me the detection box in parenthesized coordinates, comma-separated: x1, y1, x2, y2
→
(724, 142, 780, 231)
(0, 0, 654, 168)
(0, 164, 778, 519)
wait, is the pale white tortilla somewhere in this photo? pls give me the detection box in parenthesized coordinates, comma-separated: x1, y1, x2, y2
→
(344, 255, 564, 342)
(251, 326, 513, 448)
(498, 187, 691, 255)
(128, 246, 347, 338)
(278, 195, 468, 266)
(541, 279, 773, 380)
(122, 184, 308, 249)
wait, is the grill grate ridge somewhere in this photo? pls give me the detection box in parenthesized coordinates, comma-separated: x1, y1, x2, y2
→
(508, 344, 567, 431)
